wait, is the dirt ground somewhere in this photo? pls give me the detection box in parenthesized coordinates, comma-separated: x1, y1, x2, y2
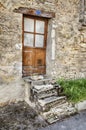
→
(0, 101, 47, 130)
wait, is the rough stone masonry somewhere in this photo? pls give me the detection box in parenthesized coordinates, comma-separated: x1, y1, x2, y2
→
(0, 0, 86, 104)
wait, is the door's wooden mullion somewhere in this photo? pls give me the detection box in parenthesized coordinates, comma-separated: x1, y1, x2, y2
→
(22, 14, 24, 75)
(24, 31, 44, 35)
(24, 31, 34, 34)
(44, 20, 48, 47)
(33, 19, 36, 69)
(35, 33, 44, 35)
(34, 19, 36, 47)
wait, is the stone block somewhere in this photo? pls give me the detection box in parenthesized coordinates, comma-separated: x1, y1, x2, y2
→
(41, 102, 76, 124)
(37, 96, 66, 111)
(75, 100, 86, 111)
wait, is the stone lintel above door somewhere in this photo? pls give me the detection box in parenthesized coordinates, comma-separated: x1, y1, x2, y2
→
(14, 7, 55, 18)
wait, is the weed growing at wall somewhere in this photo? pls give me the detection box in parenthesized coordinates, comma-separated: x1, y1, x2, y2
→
(57, 78, 86, 103)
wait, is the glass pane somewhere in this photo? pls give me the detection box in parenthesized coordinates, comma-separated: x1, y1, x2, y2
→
(36, 20, 45, 34)
(24, 33, 34, 47)
(24, 18, 34, 32)
(35, 35, 44, 47)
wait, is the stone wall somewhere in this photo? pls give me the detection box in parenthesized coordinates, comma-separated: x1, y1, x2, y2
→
(0, 2, 25, 104)
(46, 0, 86, 79)
(0, 0, 57, 104)
(0, 0, 86, 103)
(51, 0, 86, 79)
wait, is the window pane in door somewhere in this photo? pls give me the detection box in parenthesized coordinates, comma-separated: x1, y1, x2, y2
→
(35, 35, 44, 47)
(36, 20, 45, 34)
(24, 33, 34, 47)
(24, 18, 34, 32)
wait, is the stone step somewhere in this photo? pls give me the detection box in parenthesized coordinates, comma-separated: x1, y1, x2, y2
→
(41, 102, 76, 124)
(33, 83, 61, 92)
(23, 75, 52, 85)
(37, 96, 66, 112)
(31, 84, 61, 101)
(33, 84, 54, 92)
(24, 75, 76, 124)
(31, 78, 52, 86)
(35, 91, 58, 100)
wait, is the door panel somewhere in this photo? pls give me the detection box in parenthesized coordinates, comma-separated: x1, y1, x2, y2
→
(35, 49, 46, 67)
(23, 16, 48, 76)
(23, 48, 34, 66)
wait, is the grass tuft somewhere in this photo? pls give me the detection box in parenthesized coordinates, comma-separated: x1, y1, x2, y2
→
(57, 78, 86, 103)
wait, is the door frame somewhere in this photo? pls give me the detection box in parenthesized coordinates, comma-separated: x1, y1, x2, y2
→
(22, 14, 48, 76)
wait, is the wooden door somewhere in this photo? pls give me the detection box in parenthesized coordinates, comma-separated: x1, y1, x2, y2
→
(22, 16, 48, 76)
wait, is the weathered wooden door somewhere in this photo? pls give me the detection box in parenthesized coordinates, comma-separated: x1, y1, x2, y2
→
(22, 16, 48, 76)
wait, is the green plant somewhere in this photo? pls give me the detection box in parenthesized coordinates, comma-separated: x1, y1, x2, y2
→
(57, 78, 86, 103)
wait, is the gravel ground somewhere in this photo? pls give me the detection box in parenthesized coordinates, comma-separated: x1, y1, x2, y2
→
(0, 101, 47, 130)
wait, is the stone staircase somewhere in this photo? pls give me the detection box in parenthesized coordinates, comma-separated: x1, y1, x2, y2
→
(24, 75, 76, 124)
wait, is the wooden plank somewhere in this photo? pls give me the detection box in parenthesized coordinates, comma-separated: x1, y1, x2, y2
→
(35, 48, 46, 67)
(14, 7, 55, 18)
